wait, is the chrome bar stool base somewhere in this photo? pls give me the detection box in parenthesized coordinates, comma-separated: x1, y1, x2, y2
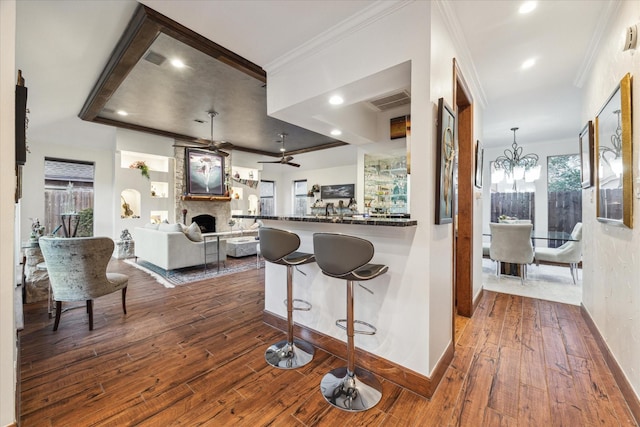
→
(313, 232, 388, 412)
(265, 338, 314, 369)
(320, 366, 382, 412)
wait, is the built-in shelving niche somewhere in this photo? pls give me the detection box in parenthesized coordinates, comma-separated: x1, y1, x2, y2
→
(120, 189, 140, 219)
(115, 150, 174, 235)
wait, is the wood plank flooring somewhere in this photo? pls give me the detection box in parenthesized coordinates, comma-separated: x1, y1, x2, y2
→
(19, 259, 637, 426)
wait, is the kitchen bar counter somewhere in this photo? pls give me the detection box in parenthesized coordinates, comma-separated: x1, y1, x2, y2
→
(236, 216, 442, 398)
(232, 214, 417, 227)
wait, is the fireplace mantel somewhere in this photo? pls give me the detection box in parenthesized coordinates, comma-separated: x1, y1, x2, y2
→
(181, 195, 231, 202)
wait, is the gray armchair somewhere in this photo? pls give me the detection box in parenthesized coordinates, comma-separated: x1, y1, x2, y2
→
(39, 237, 128, 331)
(489, 222, 534, 285)
(534, 222, 583, 284)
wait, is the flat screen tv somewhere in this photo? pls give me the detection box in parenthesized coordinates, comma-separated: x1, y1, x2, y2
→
(15, 84, 27, 165)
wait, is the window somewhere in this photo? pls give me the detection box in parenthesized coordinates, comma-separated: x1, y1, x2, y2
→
(489, 161, 535, 224)
(293, 180, 307, 216)
(547, 154, 582, 247)
(260, 180, 275, 216)
(44, 158, 95, 237)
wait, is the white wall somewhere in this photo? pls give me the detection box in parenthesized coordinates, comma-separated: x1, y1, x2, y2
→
(261, 145, 359, 215)
(581, 0, 640, 400)
(266, 2, 438, 375)
(20, 133, 117, 241)
(265, 1, 488, 376)
(0, 2, 17, 424)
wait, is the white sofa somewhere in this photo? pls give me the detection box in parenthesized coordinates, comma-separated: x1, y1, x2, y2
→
(134, 223, 226, 271)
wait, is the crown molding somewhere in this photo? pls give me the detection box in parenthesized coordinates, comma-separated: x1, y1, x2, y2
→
(435, 0, 487, 109)
(264, 0, 411, 75)
(573, 0, 620, 88)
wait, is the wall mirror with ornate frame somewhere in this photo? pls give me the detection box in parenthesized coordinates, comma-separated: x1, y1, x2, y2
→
(595, 73, 632, 228)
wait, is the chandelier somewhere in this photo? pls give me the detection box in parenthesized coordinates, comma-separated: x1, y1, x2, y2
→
(491, 127, 541, 185)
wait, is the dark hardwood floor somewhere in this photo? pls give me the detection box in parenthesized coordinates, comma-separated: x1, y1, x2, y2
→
(19, 259, 637, 426)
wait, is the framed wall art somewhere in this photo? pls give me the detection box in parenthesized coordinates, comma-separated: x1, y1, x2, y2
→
(595, 72, 632, 228)
(320, 184, 355, 199)
(435, 97, 456, 224)
(185, 148, 225, 196)
(579, 121, 594, 188)
(474, 140, 484, 189)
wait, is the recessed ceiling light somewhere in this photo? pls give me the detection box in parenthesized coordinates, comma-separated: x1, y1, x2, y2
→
(116, 110, 128, 116)
(521, 58, 536, 69)
(170, 58, 186, 68)
(330, 129, 342, 136)
(519, 1, 536, 14)
(329, 95, 344, 105)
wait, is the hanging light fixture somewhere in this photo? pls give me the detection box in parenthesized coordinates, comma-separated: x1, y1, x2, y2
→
(492, 127, 540, 186)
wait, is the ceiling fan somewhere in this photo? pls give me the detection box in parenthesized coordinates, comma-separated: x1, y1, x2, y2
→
(257, 133, 300, 167)
(173, 111, 233, 157)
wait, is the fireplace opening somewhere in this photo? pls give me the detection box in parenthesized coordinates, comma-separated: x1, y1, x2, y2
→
(191, 214, 216, 233)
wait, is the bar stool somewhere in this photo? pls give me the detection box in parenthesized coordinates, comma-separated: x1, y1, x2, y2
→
(259, 227, 315, 369)
(313, 232, 388, 412)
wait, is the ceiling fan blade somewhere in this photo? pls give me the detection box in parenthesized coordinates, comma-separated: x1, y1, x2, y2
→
(214, 141, 234, 149)
(257, 160, 282, 164)
(174, 143, 229, 156)
(286, 162, 301, 168)
(173, 142, 207, 148)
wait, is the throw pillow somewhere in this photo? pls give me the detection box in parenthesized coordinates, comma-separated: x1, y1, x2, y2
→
(184, 221, 204, 242)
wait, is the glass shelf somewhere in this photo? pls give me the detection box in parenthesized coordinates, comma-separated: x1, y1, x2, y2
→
(364, 154, 409, 215)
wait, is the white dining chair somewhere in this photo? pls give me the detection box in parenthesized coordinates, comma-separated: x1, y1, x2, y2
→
(534, 222, 583, 284)
(489, 222, 534, 285)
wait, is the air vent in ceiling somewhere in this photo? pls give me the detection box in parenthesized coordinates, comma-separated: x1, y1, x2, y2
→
(144, 50, 166, 66)
(368, 90, 411, 112)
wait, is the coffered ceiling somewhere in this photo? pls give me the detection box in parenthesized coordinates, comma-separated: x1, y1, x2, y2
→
(79, 4, 346, 156)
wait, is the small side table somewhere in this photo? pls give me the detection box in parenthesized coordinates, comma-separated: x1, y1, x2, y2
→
(114, 240, 135, 259)
(35, 262, 53, 318)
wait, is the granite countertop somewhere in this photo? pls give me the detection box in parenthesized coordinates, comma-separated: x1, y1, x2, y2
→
(232, 214, 417, 227)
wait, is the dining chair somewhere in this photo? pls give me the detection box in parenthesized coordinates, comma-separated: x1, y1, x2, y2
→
(39, 237, 128, 331)
(489, 222, 534, 285)
(534, 222, 583, 284)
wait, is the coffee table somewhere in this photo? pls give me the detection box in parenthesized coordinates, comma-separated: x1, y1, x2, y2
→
(226, 237, 259, 257)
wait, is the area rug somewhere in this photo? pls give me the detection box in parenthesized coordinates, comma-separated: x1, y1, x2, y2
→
(124, 256, 264, 288)
(482, 259, 581, 306)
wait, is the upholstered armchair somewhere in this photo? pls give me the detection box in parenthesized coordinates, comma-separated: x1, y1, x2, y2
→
(534, 222, 583, 284)
(39, 237, 128, 331)
(489, 222, 534, 285)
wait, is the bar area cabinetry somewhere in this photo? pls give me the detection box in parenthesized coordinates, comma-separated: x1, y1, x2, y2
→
(364, 154, 409, 215)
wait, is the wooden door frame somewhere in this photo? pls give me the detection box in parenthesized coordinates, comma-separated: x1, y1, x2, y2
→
(452, 59, 475, 320)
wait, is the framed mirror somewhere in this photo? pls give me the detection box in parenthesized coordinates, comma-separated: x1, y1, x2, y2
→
(595, 73, 632, 228)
